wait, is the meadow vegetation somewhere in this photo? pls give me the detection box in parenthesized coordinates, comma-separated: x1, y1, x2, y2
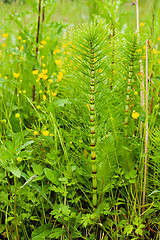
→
(0, 0, 160, 239)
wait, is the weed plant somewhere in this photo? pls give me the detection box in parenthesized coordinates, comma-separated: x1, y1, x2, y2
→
(0, 0, 160, 239)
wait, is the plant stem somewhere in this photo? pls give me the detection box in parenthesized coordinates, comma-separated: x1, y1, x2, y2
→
(142, 39, 149, 212)
(36, 0, 42, 58)
(14, 176, 20, 240)
(90, 37, 97, 208)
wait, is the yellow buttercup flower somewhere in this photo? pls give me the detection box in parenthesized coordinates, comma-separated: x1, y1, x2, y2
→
(98, 69, 103, 73)
(41, 40, 46, 45)
(137, 49, 142, 53)
(38, 73, 44, 78)
(34, 131, 38, 135)
(153, 49, 157, 54)
(43, 94, 47, 100)
(132, 111, 140, 119)
(51, 90, 57, 96)
(42, 64, 46, 68)
(32, 69, 39, 75)
(20, 46, 24, 51)
(42, 69, 48, 74)
(0, 74, 1, 78)
(46, 36, 50, 40)
(55, 60, 63, 66)
(39, 90, 42, 93)
(13, 73, 20, 78)
(42, 75, 48, 80)
(18, 36, 22, 40)
(23, 40, 26, 43)
(15, 113, 20, 118)
(140, 22, 144, 27)
(2, 43, 6, 47)
(53, 49, 60, 55)
(23, 90, 26, 94)
(4, 76, 8, 79)
(41, 56, 45, 59)
(42, 130, 49, 136)
(58, 72, 63, 77)
(48, 79, 53, 83)
(2, 33, 8, 38)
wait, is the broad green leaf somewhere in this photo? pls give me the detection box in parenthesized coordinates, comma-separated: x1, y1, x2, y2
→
(48, 228, 64, 239)
(32, 163, 44, 175)
(44, 168, 60, 185)
(8, 166, 21, 178)
(31, 224, 52, 239)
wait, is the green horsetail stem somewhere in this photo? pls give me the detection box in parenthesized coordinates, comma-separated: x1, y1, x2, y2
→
(90, 37, 97, 208)
(124, 65, 133, 137)
(124, 37, 137, 137)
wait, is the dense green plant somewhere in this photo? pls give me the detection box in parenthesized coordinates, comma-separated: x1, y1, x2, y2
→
(0, 0, 160, 239)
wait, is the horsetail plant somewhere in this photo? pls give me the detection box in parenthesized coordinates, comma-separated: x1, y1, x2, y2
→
(58, 19, 111, 209)
(124, 36, 137, 137)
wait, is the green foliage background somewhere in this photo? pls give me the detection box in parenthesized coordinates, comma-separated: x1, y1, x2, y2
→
(0, 0, 160, 239)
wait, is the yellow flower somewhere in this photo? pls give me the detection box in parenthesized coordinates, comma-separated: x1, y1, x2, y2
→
(43, 94, 47, 100)
(42, 75, 48, 80)
(39, 90, 42, 93)
(143, 45, 146, 50)
(41, 56, 45, 59)
(51, 90, 57, 96)
(23, 90, 26, 94)
(72, 45, 76, 48)
(42, 130, 49, 136)
(53, 49, 60, 55)
(37, 105, 41, 109)
(137, 49, 142, 53)
(98, 69, 103, 73)
(32, 69, 39, 75)
(23, 40, 26, 43)
(42, 69, 48, 74)
(0, 74, 1, 78)
(158, 60, 160, 64)
(58, 72, 63, 77)
(34, 131, 38, 135)
(62, 43, 67, 48)
(4, 76, 8, 79)
(41, 40, 46, 45)
(140, 22, 144, 27)
(42, 64, 46, 68)
(20, 46, 24, 51)
(20, 56, 23, 60)
(48, 79, 53, 83)
(131, 111, 140, 119)
(153, 49, 157, 54)
(2, 43, 6, 47)
(15, 113, 20, 118)
(46, 36, 50, 40)
(57, 75, 63, 82)
(18, 36, 22, 40)
(38, 73, 44, 78)
(39, 45, 44, 49)
(55, 59, 63, 66)
(36, 78, 40, 82)
(13, 73, 20, 78)
(19, 90, 22, 94)
(2, 33, 8, 38)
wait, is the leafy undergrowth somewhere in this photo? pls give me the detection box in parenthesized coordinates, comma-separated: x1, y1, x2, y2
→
(0, 0, 160, 240)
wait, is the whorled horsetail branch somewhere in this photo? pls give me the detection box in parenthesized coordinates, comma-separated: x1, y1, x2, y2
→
(89, 36, 97, 208)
